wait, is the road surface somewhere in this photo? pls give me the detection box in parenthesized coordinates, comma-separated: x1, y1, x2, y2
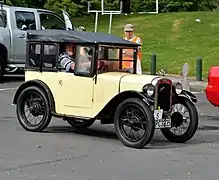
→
(0, 75, 219, 180)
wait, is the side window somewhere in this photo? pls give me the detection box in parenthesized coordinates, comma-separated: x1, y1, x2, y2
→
(26, 43, 41, 69)
(15, 11, 36, 30)
(39, 13, 66, 30)
(42, 44, 57, 69)
(0, 10, 7, 27)
(74, 45, 94, 75)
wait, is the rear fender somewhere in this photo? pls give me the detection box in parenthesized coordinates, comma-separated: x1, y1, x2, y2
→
(12, 79, 56, 112)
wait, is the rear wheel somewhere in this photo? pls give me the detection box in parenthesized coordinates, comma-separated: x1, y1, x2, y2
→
(160, 97, 198, 143)
(16, 86, 52, 132)
(114, 98, 155, 148)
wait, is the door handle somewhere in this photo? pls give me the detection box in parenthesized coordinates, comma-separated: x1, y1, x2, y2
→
(59, 80, 63, 85)
(18, 34, 26, 38)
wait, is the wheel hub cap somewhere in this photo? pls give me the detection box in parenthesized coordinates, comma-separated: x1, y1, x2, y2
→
(171, 112, 183, 127)
(30, 102, 41, 116)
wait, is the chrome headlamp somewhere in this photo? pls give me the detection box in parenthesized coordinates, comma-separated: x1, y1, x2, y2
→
(142, 84, 155, 97)
(174, 82, 183, 94)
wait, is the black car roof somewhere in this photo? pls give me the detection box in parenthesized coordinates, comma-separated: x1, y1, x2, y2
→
(27, 30, 140, 48)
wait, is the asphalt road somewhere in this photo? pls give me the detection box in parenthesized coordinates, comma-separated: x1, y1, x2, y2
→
(0, 75, 219, 180)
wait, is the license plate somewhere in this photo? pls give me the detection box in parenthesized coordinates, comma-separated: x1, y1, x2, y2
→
(153, 109, 171, 129)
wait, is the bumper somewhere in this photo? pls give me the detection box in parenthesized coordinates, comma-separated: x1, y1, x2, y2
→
(206, 84, 219, 107)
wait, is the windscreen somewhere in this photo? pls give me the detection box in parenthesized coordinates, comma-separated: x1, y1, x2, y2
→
(97, 45, 136, 74)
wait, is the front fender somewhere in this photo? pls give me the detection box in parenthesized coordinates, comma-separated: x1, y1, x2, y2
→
(116, 90, 154, 106)
(178, 90, 197, 103)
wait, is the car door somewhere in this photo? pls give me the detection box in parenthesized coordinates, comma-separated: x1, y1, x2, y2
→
(57, 45, 95, 110)
(58, 72, 94, 109)
(62, 10, 74, 30)
(10, 10, 37, 63)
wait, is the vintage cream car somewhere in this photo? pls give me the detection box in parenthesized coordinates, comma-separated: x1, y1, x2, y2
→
(12, 29, 199, 148)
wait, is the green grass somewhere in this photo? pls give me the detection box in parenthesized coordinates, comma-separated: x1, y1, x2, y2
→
(72, 11, 219, 79)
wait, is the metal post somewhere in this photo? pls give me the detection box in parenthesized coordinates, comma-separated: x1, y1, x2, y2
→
(196, 57, 202, 81)
(108, 13, 112, 34)
(156, 0, 159, 13)
(101, 0, 104, 15)
(88, 0, 122, 33)
(150, 53, 156, 75)
(94, 11, 98, 32)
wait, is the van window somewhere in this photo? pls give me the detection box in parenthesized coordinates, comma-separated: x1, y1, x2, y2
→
(15, 11, 36, 30)
(39, 13, 66, 30)
(0, 10, 7, 27)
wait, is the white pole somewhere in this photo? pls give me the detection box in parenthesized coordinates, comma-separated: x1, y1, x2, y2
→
(87, 1, 90, 14)
(101, 0, 104, 15)
(108, 12, 112, 34)
(120, 0, 123, 12)
(95, 11, 98, 32)
(156, 0, 159, 13)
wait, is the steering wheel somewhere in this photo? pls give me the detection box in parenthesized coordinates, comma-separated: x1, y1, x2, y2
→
(97, 60, 108, 71)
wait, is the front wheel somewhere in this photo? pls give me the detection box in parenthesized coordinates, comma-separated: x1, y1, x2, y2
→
(114, 98, 155, 149)
(160, 97, 199, 143)
(16, 86, 52, 132)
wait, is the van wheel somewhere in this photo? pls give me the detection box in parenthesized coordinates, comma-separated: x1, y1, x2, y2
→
(0, 56, 5, 82)
(114, 98, 155, 148)
(16, 86, 52, 132)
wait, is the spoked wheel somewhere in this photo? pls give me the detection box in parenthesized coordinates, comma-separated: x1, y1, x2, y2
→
(16, 86, 52, 132)
(66, 118, 95, 128)
(160, 97, 198, 143)
(114, 98, 155, 148)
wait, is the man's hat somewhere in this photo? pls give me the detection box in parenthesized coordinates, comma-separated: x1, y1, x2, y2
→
(124, 24, 134, 31)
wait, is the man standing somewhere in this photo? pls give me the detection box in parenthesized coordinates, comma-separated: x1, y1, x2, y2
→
(122, 24, 142, 74)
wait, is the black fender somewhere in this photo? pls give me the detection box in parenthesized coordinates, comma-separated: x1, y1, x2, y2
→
(178, 90, 197, 103)
(12, 79, 56, 112)
(96, 90, 154, 118)
(112, 90, 153, 106)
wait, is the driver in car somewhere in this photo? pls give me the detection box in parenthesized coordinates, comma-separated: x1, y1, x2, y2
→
(59, 43, 92, 72)
(59, 43, 76, 72)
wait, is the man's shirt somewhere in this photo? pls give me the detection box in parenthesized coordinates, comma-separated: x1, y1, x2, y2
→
(59, 52, 75, 72)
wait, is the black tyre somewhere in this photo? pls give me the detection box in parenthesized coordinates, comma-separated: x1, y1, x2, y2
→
(66, 118, 95, 128)
(114, 98, 155, 148)
(16, 86, 52, 132)
(0, 56, 5, 82)
(160, 97, 198, 143)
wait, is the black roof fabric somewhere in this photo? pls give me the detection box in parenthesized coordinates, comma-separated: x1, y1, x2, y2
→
(27, 30, 140, 47)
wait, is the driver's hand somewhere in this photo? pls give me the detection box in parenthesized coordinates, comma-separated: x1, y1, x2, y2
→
(98, 60, 107, 70)
(71, 63, 75, 70)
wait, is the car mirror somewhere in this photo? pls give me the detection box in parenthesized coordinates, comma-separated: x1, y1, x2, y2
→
(21, 24, 27, 30)
(76, 26, 86, 31)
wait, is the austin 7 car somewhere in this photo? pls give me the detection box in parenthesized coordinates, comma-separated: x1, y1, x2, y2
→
(12, 29, 199, 148)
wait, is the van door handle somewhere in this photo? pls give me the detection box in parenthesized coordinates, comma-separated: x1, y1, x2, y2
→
(18, 34, 26, 38)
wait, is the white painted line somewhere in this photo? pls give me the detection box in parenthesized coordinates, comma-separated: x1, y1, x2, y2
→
(192, 91, 204, 94)
(191, 92, 199, 94)
(0, 88, 17, 91)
